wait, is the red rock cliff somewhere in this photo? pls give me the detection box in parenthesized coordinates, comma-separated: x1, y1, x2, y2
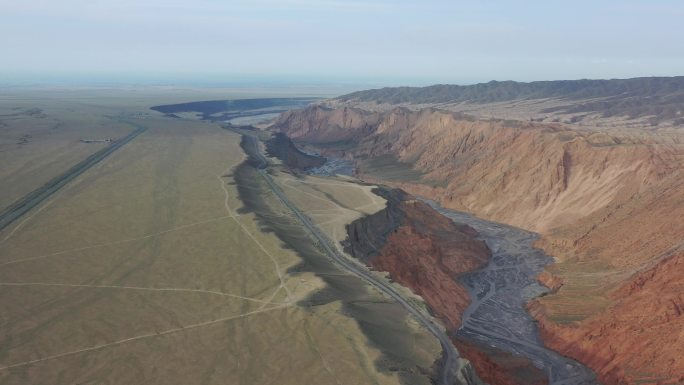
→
(344, 188, 548, 385)
(278, 104, 684, 384)
(530, 251, 684, 385)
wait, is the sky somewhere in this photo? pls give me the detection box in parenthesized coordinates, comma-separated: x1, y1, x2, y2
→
(1, 0, 683, 86)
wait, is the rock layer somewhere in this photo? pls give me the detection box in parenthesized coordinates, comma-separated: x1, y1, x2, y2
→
(277, 106, 682, 236)
(453, 340, 549, 385)
(343, 188, 548, 384)
(344, 188, 489, 329)
(530, 251, 684, 385)
(276, 104, 684, 384)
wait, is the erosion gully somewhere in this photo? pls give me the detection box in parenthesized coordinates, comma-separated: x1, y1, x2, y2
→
(286, 138, 599, 385)
(423, 199, 600, 385)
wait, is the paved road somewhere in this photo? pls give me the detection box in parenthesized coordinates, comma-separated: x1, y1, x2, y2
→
(242, 133, 468, 385)
(424, 200, 600, 385)
(0, 120, 147, 232)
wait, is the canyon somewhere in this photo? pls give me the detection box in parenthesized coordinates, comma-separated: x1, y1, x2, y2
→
(274, 78, 684, 385)
(344, 189, 490, 332)
(343, 189, 595, 385)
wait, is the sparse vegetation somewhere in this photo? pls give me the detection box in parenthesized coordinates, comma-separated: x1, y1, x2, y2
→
(0, 94, 436, 385)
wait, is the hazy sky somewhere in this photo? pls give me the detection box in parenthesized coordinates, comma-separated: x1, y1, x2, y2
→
(2, 0, 683, 85)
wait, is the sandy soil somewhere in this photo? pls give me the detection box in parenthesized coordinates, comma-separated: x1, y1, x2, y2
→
(0, 94, 414, 385)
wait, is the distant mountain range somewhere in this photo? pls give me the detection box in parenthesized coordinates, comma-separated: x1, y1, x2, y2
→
(335, 76, 684, 125)
(337, 76, 684, 104)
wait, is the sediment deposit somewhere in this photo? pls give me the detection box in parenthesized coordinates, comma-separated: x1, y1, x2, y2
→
(344, 189, 557, 384)
(276, 90, 684, 385)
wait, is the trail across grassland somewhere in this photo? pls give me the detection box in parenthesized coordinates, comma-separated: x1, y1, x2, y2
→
(0, 130, 296, 372)
(0, 305, 289, 371)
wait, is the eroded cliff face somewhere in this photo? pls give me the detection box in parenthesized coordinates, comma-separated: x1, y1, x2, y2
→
(452, 340, 549, 385)
(278, 106, 682, 238)
(276, 105, 684, 271)
(344, 188, 488, 329)
(276, 105, 381, 145)
(530, 251, 684, 385)
(277, 105, 684, 384)
(344, 188, 548, 385)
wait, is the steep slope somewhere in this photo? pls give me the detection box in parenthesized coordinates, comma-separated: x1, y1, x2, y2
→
(345, 189, 489, 329)
(277, 106, 683, 235)
(530, 251, 684, 385)
(275, 103, 684, 384)
(275, 105, 381, 144)
(344, 188, 549, 385)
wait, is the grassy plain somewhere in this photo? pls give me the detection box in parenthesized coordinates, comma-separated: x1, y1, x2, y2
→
(275, 172, 386, 243)
(269, 168, 442, 383)
(0, 92, 434, 385)
(0, 85, 341, 211)
(0, 99, 131, 211)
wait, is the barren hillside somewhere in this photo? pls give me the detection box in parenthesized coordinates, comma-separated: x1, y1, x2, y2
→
(330, 77, 684, 130)
(274, 79, 684, 384)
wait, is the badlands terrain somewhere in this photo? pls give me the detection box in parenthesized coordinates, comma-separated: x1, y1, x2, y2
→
(275, 77, 684, 385)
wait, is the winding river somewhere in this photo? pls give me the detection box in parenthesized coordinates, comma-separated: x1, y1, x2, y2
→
(423, 199, 600, 385)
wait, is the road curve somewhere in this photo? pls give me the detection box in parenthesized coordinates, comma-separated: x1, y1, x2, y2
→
(0, 120, 147, 232)
(241, 134, 467, 385)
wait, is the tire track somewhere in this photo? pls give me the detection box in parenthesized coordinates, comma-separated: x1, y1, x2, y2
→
(0, 304, 289, 372)
(0, 282, 278, 305)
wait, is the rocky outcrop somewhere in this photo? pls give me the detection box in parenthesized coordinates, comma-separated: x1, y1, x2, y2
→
(277, 103, 684, 384)
(453, 340, 549, 385)
(276, 105, 381, 145)
(277, 106, 681, 237)
(530, 251, 684, 384)
(276, 105, 684, 271)
(344, 188, 489, 329)
(344, 188, 547, 384)
(537, 271, 563, 294)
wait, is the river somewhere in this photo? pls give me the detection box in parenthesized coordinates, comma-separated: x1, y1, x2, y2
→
(422, 199, 600, 385)
(294, 145, 599, 385)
